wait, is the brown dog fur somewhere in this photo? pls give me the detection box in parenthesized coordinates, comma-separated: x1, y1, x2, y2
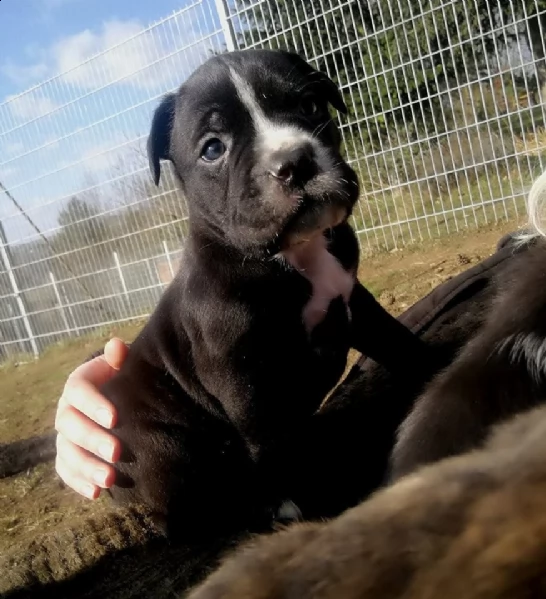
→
(186, 404, 546, 599)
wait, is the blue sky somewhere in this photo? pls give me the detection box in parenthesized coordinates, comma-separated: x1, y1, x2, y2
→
(0, 0, 187, 100)
(0, 0, 224, 244)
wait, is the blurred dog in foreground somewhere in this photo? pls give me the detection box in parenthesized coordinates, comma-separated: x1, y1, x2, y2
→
(188, 399, 546, 599)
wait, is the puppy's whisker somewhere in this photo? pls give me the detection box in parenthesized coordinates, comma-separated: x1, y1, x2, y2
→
(295, 80, 316, 94)
(312, 120, 333, 139)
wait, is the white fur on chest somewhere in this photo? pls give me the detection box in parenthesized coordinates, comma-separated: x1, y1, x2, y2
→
(280, 235, 355, 333)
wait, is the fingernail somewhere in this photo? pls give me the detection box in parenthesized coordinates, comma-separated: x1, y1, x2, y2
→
(82, 483, 97, 499)
(93, 468, 109, 487)
(99, 442, 114, 461)
(96, 408, 113, 428)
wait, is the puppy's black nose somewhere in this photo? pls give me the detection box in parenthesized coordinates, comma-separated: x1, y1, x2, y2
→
(269, 143, 317, 186)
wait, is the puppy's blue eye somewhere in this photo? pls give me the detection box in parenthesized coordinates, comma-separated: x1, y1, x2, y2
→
(201, 138, 226, 162)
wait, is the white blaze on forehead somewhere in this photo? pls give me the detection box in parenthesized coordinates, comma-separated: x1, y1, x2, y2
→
(228, 67, 333, 171)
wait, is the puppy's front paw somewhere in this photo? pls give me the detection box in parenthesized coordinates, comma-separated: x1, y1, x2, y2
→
(187, 524, 321, 599)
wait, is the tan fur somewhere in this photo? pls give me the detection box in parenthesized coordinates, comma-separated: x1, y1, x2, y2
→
(187, 405, 546, 599)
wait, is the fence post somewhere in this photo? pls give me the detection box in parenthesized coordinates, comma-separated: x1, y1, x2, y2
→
(49, 271, 73, 337)
(0, 220, 38, 357)
(63, 290, 79, 336)
(214, 0, 237, 52)
(7, 303, 26, 354)
(113, 251, 130, 312)
(146, 258, 161, 287)
(163, 240, 175, 280)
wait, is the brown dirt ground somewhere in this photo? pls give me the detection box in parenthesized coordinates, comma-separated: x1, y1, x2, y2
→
(0, 218, 522, 556)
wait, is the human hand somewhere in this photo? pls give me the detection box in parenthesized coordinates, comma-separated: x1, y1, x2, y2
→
(55, 338, 128, 499)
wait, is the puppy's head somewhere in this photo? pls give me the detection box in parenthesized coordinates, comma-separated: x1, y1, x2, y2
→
(148, 49, 359, 255)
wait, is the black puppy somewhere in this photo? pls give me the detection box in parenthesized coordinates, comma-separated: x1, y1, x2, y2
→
(102, 49, 429, 535)
(390, 236, 546, 481)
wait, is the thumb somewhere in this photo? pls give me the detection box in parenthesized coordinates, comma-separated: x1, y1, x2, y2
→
(103, 337, 129, 371)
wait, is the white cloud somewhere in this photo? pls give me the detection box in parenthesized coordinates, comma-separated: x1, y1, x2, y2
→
(0, 166, 18, 183)
(1, 43, 50, 87)
(6, 93, 59, 120)
(57, 20, 156, 89)
(4, 142, 25, 156)
(42, 137, 60, 151)
(1, 61, 49, 88)
(52, 19, 187, 91)
(2, 15, 208, 96)
(80, 137, 127, 174)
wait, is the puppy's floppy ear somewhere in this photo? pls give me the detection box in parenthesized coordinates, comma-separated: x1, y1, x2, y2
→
(147, 93, 176, 186)
(281, 50, 348, 115)
(315, 72, 347, 115)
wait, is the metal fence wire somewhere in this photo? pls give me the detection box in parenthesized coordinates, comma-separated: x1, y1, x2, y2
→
(1, 0, 545, 358)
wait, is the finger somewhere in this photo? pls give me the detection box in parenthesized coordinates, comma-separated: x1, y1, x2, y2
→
(68, 353, 120, 389)
(55, 455, 101, 500)
(58, 375, 118, 429)
(55, 406, 121, 463)
(56, 434, 116, 488)
(56, 339, 128, 426)
(103, 338, 129, 371)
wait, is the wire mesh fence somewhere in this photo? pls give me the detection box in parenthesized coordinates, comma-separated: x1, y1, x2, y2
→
(1, 0, 546, 358)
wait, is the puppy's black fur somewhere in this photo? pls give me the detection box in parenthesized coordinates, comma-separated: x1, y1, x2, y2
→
(101, 49, 430, 535)
(390, 237, 546, 480)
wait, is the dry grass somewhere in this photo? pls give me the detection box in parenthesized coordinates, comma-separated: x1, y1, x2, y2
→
(0, 218, 523, 556)
(357, 218, 523, 314)
(0, 321, 146, 445)
(0, 321, 147, 556)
